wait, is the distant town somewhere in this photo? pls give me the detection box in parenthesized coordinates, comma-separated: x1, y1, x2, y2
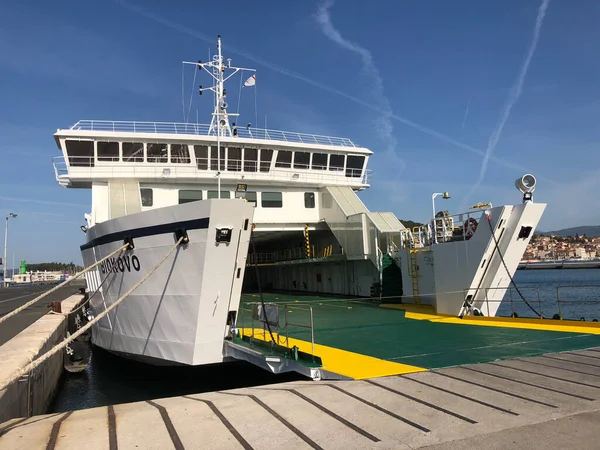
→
(523, 234, 600, 261)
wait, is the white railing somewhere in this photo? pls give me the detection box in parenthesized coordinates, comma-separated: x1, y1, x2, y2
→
(401, 208, 487, 248)
(51, 156, 372, 186)
(67, 120, 358, 148)
(53, 157, 68, 182)
(430, 208, 487, 244)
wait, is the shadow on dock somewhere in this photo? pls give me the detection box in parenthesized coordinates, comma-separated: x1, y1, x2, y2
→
(48, 344, 307, 414)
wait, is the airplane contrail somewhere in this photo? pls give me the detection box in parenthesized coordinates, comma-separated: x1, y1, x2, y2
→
(315, 0, 403, 172)
(111, 0, 554, 181)
(0, 196, 88, 208)
(461, 96, 472, 129)
(464, 0, 550, 204)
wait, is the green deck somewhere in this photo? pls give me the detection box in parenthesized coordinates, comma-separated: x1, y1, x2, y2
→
(239, 292, 600, 369)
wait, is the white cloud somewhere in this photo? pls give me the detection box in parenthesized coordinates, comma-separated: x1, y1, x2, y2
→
(464, 0, 550, 207)
(314, 0, 403, 182)
(113, 0, 544, 176)
(0, 196, 87, 208)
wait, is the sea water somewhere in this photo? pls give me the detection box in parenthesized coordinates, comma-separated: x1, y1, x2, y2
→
(498, 268, 600, 320)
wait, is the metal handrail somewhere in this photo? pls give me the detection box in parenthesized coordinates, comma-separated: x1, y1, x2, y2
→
(556, 285, 600, 319)
(241, 302, 316, 355)
(281, 303, 315, 355)
(248, 245, 338, 264)
(472, 286, 543, 318)
(52, 155, 370, 185)
(67, 120, 358, 148)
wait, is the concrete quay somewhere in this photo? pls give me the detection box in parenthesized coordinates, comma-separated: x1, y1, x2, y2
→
(3, 347, 600, 449)
(0, 291, 85, 424)
(0, 283, 85, 346)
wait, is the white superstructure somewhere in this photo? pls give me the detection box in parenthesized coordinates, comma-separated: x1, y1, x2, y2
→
(53, 36, 546, 367)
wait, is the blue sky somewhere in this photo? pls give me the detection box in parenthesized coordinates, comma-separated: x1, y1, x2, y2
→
(1, 0, 600, 264)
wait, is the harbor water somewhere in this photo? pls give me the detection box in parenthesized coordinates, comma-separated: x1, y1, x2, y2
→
(48, 269, 600, 414)
(497, 268, 600, 320)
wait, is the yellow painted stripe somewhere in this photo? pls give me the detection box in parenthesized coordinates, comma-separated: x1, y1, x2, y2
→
(379, 303, 443, 320)
(439, 316, 600, 334)
(380, 303, 600, 334)
(239, 329, 426, 380)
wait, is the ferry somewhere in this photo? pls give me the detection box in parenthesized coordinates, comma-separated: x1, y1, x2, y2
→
(52, 36, 545, 367)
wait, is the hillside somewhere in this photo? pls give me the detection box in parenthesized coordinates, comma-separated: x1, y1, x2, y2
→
(538, 225, 600, 237)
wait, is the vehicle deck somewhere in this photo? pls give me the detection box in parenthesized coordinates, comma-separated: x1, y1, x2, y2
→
(238, 292, 600, 379)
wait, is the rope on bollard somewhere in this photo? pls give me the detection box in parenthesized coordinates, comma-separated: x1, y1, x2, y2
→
(0, 243, 130, 326)
(0, 237, 183, 393)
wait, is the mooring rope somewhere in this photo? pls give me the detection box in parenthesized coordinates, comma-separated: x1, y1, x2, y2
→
(49, 255, 124, 318)
(0, 237, 183, 393)
(0, 243, 131, 327)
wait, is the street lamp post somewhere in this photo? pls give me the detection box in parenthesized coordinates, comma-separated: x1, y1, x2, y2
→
(431, 192, 450, 244)
(3, 213, 17, 288)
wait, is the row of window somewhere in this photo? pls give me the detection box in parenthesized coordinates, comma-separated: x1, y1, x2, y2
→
(65, 140, 366, 178)
(139, 188, 316, 209)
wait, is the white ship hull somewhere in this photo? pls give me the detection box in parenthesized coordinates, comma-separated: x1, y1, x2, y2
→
(81, 198, 254, 366)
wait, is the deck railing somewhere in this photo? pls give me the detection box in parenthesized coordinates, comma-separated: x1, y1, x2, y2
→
(240, 302, 316, 355)
(556, 285, 600, 321)
(248, 245, 338, 265)
(67, 120, 358, 148)
(52, 156, 372, 185)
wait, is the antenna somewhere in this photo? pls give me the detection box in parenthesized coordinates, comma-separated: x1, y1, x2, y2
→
(183, 35, 256, 138)
(183, 35, 256, 198)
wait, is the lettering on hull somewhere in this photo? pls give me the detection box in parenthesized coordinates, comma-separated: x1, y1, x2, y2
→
(100, 254, 141, 274)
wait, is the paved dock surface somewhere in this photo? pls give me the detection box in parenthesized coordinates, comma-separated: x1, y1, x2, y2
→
(3, 346, 600, 449)
(0, 283, 84, 346)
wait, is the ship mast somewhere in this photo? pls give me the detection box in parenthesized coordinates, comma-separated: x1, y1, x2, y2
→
(183, 35, 256, 198)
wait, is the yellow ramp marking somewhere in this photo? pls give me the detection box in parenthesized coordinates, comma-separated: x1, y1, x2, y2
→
(239, 329, 426, 380)
(380, 303, 600, 334)
(380, 303, 441, 320)
(441, 316, 600, 334)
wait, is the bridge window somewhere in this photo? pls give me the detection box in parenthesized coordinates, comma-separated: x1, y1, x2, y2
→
(227, 147, 242, 171)
(210, 147, 225, 171)
(311, 153, 328, 170)
(65, 140, 94, 167)
(262, 192, 283, 208)
(294, 152, 310, 169)
(171, 144, 191, 164)
(246, 191, 257, 206)
(194, 145, 209, 170)
(140, 188, 153, 207)
(275, 150, 292, 168)
(243, 148, 258, 172)
(345, 155, 365, 178)
(329, 154, 345, 171)
(122, 142, 144, 162)
(97, 142, 119, 162)
(178, 190, 203, 204)
(147, 143, 168, 163)
(304, 192, 315, 208)
(207, 190, 231, 199)
(260, 149, 273, 172)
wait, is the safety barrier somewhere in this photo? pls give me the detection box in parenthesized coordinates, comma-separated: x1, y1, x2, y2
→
(240, 301, 316, 355)
(247, 245, 337, 264)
